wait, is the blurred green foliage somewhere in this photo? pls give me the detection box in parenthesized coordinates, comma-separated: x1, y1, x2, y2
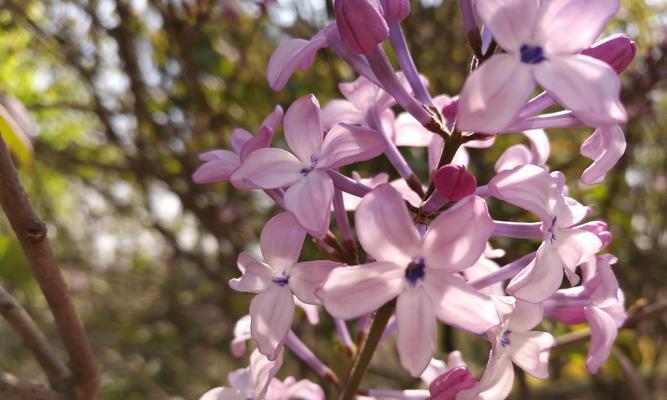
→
(0, 0, 664, 399)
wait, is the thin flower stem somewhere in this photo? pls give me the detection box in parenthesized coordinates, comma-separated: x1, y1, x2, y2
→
(338, 299, 396, 400)
(470, 251, 537, 290)
(388, 22, 433, 106)
(286, 331, 340, 386)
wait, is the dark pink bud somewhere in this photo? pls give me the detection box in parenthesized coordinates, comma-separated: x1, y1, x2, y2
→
(335, 0, 389, 54)
(582, 34, 637, 75)
(433, 165, 477, 202)
(550, 306, 588, 325)
(380, 0, 410, 22)
(429, 366, 477, 400)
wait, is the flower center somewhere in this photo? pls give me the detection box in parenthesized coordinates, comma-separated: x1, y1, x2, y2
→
(272, 274, 290, 287)
(300, 155, 318, 176)
(405, 257, 426, 286)
(520, 44, 546, 64)
(501, 330, 512, 348)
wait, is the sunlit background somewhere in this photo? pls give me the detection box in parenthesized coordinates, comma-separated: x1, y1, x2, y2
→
(0, 0, 665, 398)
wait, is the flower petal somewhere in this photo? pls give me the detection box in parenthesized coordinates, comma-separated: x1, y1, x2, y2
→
(321, 99, 363, 131)
(507, 244, 564, 303)
(284, 94, 324, 162)
(240, 105, 284, 161)
(355, 184, 421, 265)
(318, 262, 405, 320)
(231, 129, 253, 154)
(289, 260, 340, 304)
(425, 271, 499, 334)
(554, 227, 602, 285)
(284, 170, 334, 238)
(495, 144, 533, 173)
(193, 150, 241, 184)
(231, 315, 252, 358)
(259, 212, 307, 274)
(229, 252, 275, 293)
(458, 54, 536, 133)
(535, 0, 620, 54)
(508, 300, 544, 332)
(393, 112, 434, 147)
(489, 164, 561, 225)
(317, 123, 386, 169)
(250, 287, 295, 360)
(585, 306, 618, 373)
(249, 348, 284, 398)
(232, 148, 302, 189)
(580, 125, 626, 185)
(534, 55, 627, 127)
(510, 331, 555, 379)
(458, 356, 514, 400)
(423, 196, 494, 271)
(198, 387, 243, 400)
(266, 25, 332, 91)
(475, 0, 538, 51)
(396, 287, 436, 377)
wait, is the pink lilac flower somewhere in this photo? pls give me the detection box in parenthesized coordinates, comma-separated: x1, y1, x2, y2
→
(266, 376, 325, 400)
(458, 0, 627, 133)
(229, 212, 339, 359)
(232, 94, 386, 237)
(428, 367, 477, 400)
(318, 184, 499, 376)
(193, 105, 283, 187)
(457, 298, 555, 400)
(580, 125, 626, 185)
(199, 349, 282, 400)
(489, 165, 603, 302)
(335, 0, 389, 54)
(494, 129, 550, 172)
(546, 254, 626, 373)
(461, 244, 506, 297)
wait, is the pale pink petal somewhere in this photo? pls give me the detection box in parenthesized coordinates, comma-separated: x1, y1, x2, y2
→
(475, 0, 538, 51)
(193, 150, 241, 184)
(458, 54, 536, 133)
(355, 184, 421, 265)
(249, 349, 284, 398)
(266, 25, 332, 91)
(428, 135, 445, 171)
(294, 298, 320, 325)
(489, 164, 561, 224)
(284, 170, 334, 238)
(580, 125, 626, 185)
(317, 123, 386, 169)
(535, 0, 620, 54)
(229, 252, 275, 293)
(231, 129, 253, 154)
(394, 112, 434, 147)
(534, 55, 627, 127)
(554, 228, 602, 285)
(260, 212, 307, 274)
(231, 315, 252, 358)
(240, 105, 284, 160)
(494, 144, 532, 173)
(321, 99, 363, 131)
(425, 271, 499, 334)
(585, 306, 618, 373)
(421, 358, 448, 386)
(396, 287, 436, 377)
(458, 356, 514, 400)
(284, 94, 324, 162)
(463, 257, 505, 297)
(507, 244, 564, 303)
(508, 300, 544, 332)
(289, 260, 340, 304)
(250, 287, 295, 360)
(524, 129, 550, 165)
(198, 387, 243, 400)
(451, 147, 470, 167)
(389, 179, 423, 208)
(339, 75, 383, 111)
(231, 148, 302, 189)
(342, 172, 389, 210)
(318, 262, 405, 320)
(423, 196, 494, 271)
(284, 378, 325, 400)
(510, 331, 555, 379)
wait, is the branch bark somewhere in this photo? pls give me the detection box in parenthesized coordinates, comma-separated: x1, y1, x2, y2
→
(0, 134, 100, 399)
(0, 372, 67, 400)
(0, 286, 71, 390)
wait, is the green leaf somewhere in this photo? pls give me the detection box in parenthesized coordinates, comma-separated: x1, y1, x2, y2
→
(0, 94, 33, 166)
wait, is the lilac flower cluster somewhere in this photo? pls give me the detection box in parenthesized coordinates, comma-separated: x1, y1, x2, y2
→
(194, 0, 635, 398)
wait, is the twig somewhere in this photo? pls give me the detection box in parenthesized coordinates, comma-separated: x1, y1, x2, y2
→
(0, 286, 71, 390)
(0, 372, 67, 400)
(0, 134, 100, 399)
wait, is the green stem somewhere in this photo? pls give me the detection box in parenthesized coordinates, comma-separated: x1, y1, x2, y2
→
(337, 300, 396, 400)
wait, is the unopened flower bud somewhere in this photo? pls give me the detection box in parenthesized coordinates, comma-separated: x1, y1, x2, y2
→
(433, 165, 477, 202)
(380, 0, 410, 22)
(582, 34, 636, 75)
(429, 366, 477, 400)
(335, 0, 389, 54)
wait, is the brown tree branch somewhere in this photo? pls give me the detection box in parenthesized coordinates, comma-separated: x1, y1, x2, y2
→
(0, 134, 100, 399)
(0, 286, 71, 391)
(0, 372, 67, 400)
